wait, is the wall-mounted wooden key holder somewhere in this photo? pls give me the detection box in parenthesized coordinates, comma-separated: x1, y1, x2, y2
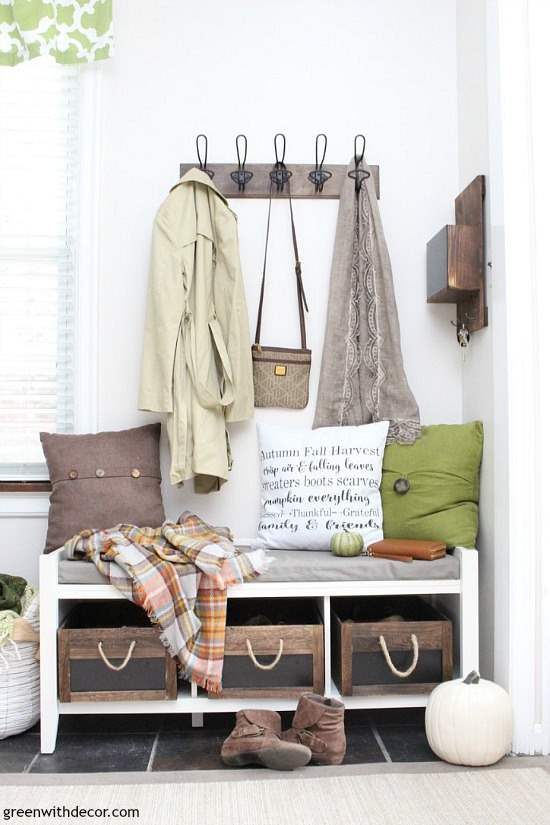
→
(426, 175, 487, 332)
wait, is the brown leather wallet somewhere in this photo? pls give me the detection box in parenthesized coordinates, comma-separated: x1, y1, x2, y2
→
(366, 539, 447, 563)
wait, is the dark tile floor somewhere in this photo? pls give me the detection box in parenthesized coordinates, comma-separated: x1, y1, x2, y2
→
(0, 708, 438, 774)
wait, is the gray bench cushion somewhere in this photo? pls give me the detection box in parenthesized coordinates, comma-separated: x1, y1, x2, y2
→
(58, 550, 460, 585)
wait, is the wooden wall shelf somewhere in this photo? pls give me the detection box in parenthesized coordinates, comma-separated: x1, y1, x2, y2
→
(179, 163, 380, 200)
(426, 175, 487, 332)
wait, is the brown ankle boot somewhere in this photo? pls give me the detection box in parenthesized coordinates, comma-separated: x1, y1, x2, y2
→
(221, 709, 312, 771)
(282, 693, 346, 765)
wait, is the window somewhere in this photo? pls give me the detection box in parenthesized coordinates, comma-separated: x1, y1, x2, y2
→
(0, 59, 79, 481)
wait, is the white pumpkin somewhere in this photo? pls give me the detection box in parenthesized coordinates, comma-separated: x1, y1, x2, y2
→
(425, 671, 513, 766)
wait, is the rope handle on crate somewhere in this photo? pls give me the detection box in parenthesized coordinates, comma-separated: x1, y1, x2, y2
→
(245, 638, 284, 671)
(378, 633, 419, 678)
(97, 640, 136, 672)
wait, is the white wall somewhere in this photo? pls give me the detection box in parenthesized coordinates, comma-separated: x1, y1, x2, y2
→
(456, 0, 494, 678)
(2, 0, 462, 582)
(0, 506, 49, 584)
(483, 0, 550, 755)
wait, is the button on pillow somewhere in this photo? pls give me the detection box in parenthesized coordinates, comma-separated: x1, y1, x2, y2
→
(381, 422, 483, 548)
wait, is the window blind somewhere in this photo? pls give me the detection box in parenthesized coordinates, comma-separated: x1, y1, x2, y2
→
(0, 59, 79, 480)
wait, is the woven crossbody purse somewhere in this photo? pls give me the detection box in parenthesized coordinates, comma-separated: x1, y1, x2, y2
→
(252, 181, 311, 409)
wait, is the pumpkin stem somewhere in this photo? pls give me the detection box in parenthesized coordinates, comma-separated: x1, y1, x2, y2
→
(463, 670, 480, 684)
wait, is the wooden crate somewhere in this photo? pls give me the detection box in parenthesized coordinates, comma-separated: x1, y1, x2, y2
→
(209, 598, 324, 699)
(58, 602, 177, 702)
(332, 596, 453, 697)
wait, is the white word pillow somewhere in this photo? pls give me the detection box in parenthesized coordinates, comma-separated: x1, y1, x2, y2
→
(255, 421, 389, 551)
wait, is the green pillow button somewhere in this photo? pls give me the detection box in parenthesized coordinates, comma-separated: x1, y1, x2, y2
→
(394, 477, 410, 495)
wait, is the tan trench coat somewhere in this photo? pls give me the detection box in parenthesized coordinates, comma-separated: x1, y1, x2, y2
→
(139, 168, 254, 491)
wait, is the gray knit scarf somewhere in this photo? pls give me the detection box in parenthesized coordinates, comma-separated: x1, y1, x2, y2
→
(313, 158, 421, 443)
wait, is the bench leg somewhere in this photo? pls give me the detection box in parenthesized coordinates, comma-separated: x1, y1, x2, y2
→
(40, 553, 60, 753)
(322, 596, 332, 697)
(191, 713, 204, 728)
(457, 547, 480, 677)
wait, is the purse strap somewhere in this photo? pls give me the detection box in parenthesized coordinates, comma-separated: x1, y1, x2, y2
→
(254, 179, 309, 349)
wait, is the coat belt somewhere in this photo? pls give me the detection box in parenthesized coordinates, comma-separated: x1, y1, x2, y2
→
(182, 314, 235, 409)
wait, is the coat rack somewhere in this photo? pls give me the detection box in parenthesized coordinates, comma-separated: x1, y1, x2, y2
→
(180, 133, 380, 200)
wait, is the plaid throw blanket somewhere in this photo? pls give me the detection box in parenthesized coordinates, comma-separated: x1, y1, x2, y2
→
(64, 512, 270, 692)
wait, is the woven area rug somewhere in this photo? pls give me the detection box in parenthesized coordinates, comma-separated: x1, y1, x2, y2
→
(2, 768, 550, 825)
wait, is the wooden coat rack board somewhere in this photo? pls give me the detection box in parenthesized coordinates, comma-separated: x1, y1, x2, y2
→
(179, 163, 381, 200)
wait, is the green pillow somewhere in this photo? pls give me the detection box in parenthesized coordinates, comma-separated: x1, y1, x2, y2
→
(381, 422, 483, 548)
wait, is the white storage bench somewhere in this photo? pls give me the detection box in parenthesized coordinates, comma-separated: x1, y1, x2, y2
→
(39, 546, 479, 753)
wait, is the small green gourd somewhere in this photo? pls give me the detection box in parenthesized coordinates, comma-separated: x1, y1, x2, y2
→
(330, 531, 364, 557)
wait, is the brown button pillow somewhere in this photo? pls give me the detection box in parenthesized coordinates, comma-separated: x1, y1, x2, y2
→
(40, 423, 166, 552)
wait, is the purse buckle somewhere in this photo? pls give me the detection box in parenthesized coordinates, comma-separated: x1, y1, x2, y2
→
(274, 365, 287, 377)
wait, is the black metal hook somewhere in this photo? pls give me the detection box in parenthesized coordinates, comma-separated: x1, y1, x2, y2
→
(354, 134, 365, 166)
(237, 134, 247, 169)
(274, 132, 286, 165)
(230, 134, 253, 192)
(308, 133, 332, 193)
(195, 134, 214, 179)
(347, 133, 370, 193)
(270, 132, 292, 192)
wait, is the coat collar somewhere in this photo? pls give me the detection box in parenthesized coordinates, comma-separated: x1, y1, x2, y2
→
(170, 167, 228, 205)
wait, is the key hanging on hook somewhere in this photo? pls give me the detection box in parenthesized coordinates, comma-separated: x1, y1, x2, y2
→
(308, 133, 332, 193)
(451, 318, 471, 362)
(269, 133, 292, 192)
(347, 134, 370, 193)
(195, 134, 214, 179)
(230, 134, 253, 192)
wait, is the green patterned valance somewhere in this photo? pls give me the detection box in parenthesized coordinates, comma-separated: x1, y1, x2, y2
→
(0, 0, 113, 66)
